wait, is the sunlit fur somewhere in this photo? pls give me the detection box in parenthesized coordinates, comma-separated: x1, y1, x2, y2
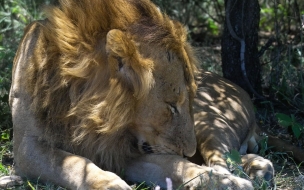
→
(24, 0, 198, 173)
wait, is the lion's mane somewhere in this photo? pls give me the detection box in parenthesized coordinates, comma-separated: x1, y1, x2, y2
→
(25, 0, 198, 172)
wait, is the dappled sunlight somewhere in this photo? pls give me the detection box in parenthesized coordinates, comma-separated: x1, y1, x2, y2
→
(194, 71, 254, 149)
(191, 70, 274, 188)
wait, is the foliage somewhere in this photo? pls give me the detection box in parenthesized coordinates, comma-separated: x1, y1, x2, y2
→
(0, 69, 11, 132)
(224, 150, 244, 177)
(257, 0, 304, 115)
(152, 0, 224, 42)
(258, 135, 269, 157)
(225, 149, 242, 165)
(276, 113, 304, 139)
(1, 0, 45, 69)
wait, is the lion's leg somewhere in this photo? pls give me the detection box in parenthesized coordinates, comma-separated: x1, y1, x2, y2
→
(125, 154, 253, 190)
(11, 98, 131, 190)
(241, 125, 274, 183)
(15, 135, 131, 189)
(11, 92, 131, 189)
(193, 119, 236, 169)
(193, 117, 274, 183)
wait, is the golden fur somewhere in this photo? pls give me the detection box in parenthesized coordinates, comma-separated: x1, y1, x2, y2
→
(10, 0, 274, 189)
(23, 0, 197, 173)
(190, 70, 274, 184)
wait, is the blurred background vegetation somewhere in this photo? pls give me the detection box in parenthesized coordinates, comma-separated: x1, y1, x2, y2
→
(0, 0, 303, 180)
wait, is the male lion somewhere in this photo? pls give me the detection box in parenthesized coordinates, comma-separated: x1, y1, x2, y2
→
(10, 0, 271, 189)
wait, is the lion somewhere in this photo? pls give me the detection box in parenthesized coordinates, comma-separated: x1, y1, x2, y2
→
(9, 0, 271, 189)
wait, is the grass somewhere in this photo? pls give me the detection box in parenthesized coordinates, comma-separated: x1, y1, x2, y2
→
(273, 157, 304, 190)
(0, 141, 302, 190)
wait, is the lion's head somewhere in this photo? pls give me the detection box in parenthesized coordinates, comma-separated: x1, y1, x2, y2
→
(26, 0, 198, 172)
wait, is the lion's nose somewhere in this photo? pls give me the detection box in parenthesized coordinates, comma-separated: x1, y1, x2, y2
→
(182, 140, 197, 157)
(183, 147, 196, 158)
(142, 142, 153, 154)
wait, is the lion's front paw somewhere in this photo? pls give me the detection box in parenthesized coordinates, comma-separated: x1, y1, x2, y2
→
(215, 173, 253, 190)
(182, 165, 253, 190)
(92, 178, 132, 190)
(81, 170, 132, 190)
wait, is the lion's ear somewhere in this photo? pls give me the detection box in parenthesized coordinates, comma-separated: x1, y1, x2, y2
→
(106, 29, 154, 98)
(106, 29, 136, 59)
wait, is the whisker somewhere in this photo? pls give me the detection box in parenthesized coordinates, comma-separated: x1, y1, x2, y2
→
(163, 144, 179, 155)
(137, 143, 176, 154)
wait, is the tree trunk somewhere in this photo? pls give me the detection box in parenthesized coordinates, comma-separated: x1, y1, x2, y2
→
(221, 0, 261, 97)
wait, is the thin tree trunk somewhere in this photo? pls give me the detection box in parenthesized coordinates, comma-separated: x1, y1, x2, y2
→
(221, 0, 261, 98)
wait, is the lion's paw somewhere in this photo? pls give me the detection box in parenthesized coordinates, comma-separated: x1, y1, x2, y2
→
(182, 165, 253, 190)
(242, 154, 274, 184)
(96, 178, 132, 190)
(81, 170, 132, 190)
(0, 175, 23, 189)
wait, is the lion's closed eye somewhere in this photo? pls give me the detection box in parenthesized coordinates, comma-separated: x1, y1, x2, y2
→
(168, 103, 178, 115)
